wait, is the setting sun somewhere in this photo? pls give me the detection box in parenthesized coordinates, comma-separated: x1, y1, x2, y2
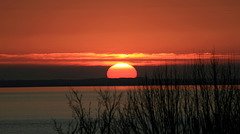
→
(107, 63, 137, 79)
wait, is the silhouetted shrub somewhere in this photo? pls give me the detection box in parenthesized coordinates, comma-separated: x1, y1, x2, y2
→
(53, 54, 240, 134)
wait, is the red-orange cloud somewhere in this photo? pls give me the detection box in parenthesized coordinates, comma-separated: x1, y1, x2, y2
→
(0, 53, 239, 66)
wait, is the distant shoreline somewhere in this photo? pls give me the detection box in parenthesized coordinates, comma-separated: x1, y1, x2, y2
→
(0, 78, 141, 87)
(0, 78, 239, 87)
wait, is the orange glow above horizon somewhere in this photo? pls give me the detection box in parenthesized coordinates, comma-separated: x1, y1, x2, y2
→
(107, 63, 137, 78)
(0, 52, 240, 66)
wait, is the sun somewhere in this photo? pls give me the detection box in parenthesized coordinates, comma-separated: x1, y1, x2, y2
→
(107, 63, 137, 79)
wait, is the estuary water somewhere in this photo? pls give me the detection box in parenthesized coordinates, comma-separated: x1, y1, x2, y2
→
(0, 86, 133, 134)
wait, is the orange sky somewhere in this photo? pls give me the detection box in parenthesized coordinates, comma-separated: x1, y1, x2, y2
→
(1, 0, 240, 55)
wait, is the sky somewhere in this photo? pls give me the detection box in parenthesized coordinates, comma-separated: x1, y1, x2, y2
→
(0, 0, 240, 80)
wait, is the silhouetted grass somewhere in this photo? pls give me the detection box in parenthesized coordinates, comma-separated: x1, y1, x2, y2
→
(53, 54, 240, 134)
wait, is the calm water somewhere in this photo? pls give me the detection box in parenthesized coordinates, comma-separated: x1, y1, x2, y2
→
(0, 86, 133, 134)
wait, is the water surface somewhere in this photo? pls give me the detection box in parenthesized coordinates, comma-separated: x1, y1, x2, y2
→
(0, 86, 133, 134)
